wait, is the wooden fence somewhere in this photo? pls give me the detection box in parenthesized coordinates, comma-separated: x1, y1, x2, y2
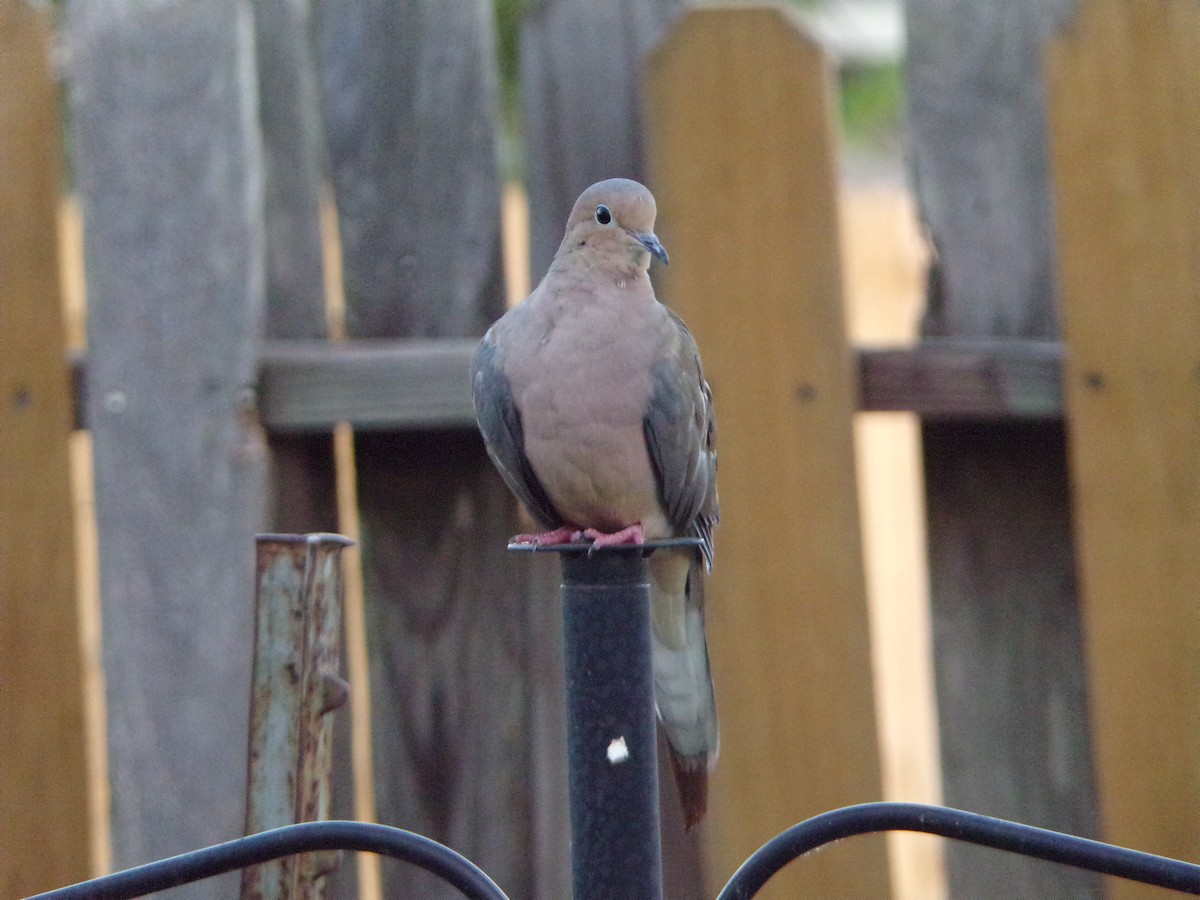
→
(1, 1, 1196, 898)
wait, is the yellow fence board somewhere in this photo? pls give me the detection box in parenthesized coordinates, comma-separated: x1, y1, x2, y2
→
(647, 6, 889, 896)
(1047, 2, 1200, 895)
(0, 3, 93, 895)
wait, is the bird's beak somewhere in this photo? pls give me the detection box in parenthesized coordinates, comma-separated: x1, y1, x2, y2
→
(633, 230, 669, 265)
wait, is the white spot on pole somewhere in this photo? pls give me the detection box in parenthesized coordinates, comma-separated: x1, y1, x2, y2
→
(607, 736, 630, 764)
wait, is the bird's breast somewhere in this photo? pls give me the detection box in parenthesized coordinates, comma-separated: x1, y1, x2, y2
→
(508, 300, 670, 535)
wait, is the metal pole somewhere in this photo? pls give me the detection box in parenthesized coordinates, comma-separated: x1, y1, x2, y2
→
(561, 548, 662, 900)
(244, 533, 353, 899)
(511, 541, 701, 900)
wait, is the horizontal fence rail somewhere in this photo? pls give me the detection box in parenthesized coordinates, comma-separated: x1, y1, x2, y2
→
(66, 338, 1066, 433)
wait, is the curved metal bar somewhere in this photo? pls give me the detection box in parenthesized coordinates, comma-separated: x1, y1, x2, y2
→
(717, 802, 1200, 899)
(29, 821, 509, 900)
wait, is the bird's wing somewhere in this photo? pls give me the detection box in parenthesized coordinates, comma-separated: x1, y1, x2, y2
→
(471, 335, 564, 529)
(642, 309, 719, 568)
(645, 314, 721, 830)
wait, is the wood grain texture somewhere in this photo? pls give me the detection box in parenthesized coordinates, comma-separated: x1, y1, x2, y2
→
(253, 0, 340, 609)
(258, 340, 478, 433)
(260, 339, 1064, 432)
(0, 4, 92, 894)
(354, 434, 566, 899)
(907, 0, 1076, 339)
(858, 341, 1062, 418)
(314, 3, 570, 896)
(65, 3, 267, 894)
(922, 421, 1098, 891)
(255, 0, 327, 344)
(520, 0, 683, 279)
(253, 0, 339, 529)
(91, 337, 1068, 432)
(316, 0, 504, 342)
(1047, 3, 1200, 895)
(647, 8, 890, 897)
(905, 1, 1102, 895)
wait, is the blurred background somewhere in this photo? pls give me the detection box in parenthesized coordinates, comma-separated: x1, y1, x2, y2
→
(2, 1, 1195, 898)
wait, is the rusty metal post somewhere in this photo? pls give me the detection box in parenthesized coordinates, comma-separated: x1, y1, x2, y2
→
(242, 533, 353, 900)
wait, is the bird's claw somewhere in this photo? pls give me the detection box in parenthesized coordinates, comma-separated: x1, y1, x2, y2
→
(509, 525, 580, 546)
(581, 523, 645, 554)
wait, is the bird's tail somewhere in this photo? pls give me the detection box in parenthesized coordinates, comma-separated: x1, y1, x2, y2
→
(649, 549, 719, 830)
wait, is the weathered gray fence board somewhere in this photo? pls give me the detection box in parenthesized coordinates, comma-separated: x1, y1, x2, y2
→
(313, 1, 569, 896)
(258, 340, 479, 433)
(858, 340, 1062, 419)
(255, 0, 327, 344)
(253, 0, 340, 540)
(520, 0, 683, 277)
(353, 434, 566, 898)
(905, 1, 1100, 897)
(78, 337, 1065, 434)
(65, 2, 267, 895)
(316, 1, 504, 342)
(256, 338, 1063, 433)
(908, 0, 1073, 341)
(922, 422, 1098, 894)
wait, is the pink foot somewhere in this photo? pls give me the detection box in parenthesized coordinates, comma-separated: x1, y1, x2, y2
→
(581, 523, 645, 548)
(510, 525, 582, 546)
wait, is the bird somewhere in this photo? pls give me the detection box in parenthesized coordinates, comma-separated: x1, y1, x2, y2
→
(471, 177, 719, 829)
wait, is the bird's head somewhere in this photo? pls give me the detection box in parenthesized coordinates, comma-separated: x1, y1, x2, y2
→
(556, 178, 669, 273)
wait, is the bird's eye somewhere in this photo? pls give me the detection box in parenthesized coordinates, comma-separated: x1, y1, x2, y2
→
(595, 204, 612, 225)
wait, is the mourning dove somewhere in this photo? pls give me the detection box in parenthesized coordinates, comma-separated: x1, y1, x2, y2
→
(471, 178, 719, 829)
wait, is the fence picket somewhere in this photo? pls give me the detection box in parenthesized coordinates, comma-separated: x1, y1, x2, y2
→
(905, 0, 1102, 894)
(647, 8, 891, 897)
(1048, 2, 1200, 893)
(0, 4, 92, 895)
(313, 2, 568, 896)
(65, 4, 268, 895)
(520, 0, 683, 278)
(254, 0, 340, 535)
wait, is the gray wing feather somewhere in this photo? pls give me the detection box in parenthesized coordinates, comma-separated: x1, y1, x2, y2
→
(643, 311, 719, 568)
(471, 336, 564, 529)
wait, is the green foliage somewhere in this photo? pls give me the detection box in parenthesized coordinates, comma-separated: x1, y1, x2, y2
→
(839, 62, 904, 151)
(493, 0, 527, 180)
(487, 1, 904, 173)
(494, 0, 526, 107)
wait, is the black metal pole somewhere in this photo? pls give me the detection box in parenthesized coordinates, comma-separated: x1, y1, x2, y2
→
(511, 541, 671, 900)
(561, 547, 662, 900)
